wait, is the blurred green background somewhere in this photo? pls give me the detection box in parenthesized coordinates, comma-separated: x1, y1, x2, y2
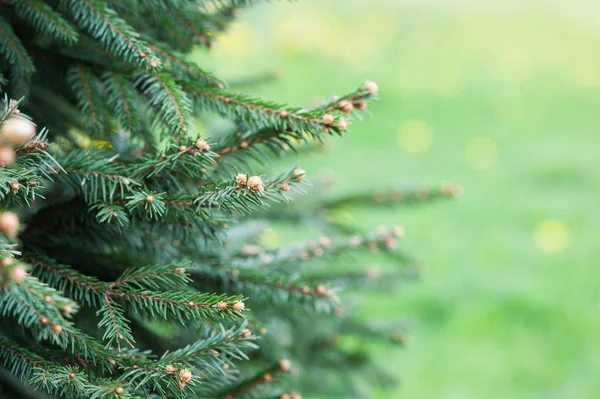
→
(200, 1, 600, 397)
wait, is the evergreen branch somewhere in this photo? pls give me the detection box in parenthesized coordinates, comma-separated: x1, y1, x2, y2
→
(160, 323, 257, 368)
(234, 226, 405, 268)
(56, 147, 140, 203)
(129, 142, 216, 182)
(101, 71, 143, 132)
(124, 168, 303, 221)
(182, 84, 339, 136)
(112, 263, 189, 291)
(135, 73, 192, 136)
(112, 289, 246, 325)
(146, 42, 224, 88)
(0, 275, 116, 369)
(321, 182, 462, 209)
(98, 295, 135, 351)
(0, 16, 35, 77)
(118, 358, 197, 396)
(193, 268, 339, 313)
(217, 359, 292, 399)
(12, 0, 79, 44)
(210, 82, 379, 159)
(26, 253, 105, 307)
(60, 0, 157, 68)
(66, 65, 105, 132)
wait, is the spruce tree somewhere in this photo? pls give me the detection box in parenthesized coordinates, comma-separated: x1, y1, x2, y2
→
(0, 1, 458, 398)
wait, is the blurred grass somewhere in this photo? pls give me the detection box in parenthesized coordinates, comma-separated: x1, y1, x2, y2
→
(198, 0, 600, 397)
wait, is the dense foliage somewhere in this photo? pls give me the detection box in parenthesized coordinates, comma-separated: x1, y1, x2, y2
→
(0, 1, 457, 398)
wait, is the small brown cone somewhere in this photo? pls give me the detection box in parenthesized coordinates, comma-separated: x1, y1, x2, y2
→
(278, 358, 291, 371)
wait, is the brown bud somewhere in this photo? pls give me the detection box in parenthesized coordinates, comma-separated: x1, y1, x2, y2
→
(132, 365, 138, 370)
(51, 324, 63, 334)
(280, 110, 289, 118)
(323, 114, 334, 125)
(291, 394, 302, 399)
(188, 301, 195, 307)
(150, 59, 159, 68)
(9, 181, 19, 194)
(241, 328, 252, 338)
(280, 394, 291, 399)
(44, 295, 52, 303)
(293, 168, 306, 182)
(1, 257, 12, 267)
(232, 301, 245, 312)
(0, 212, 19, 237)
(278, 358, 291, 371)
(63, 304, 73, 315)
(384, 237, 398, 250)
(363, 80, 378, 94)
(40, 316, 49, 325)
(145, 195, 154, 203)
(337, 118, 348, 131)
(236, 173, 248, 187)
(315, 285, 328, 296)
(301, 286, 312, 294)
(175, 267, 186, 274)
(179, 368, 192, 382)
(391, 226, 405, 238)
(115, 387, 124, 395)
(177, 380, 186, 389)
(319, 236, 331, 247)
(263, 373, 272, 382)
(247, 176, 264, 192)
(166, 364, 175, 374)
(312, 247, 324, 257)
(68, 373, 75, 379)
(217, 301, 228, 311)
(179, 145, 188, 152)
(339, 100, 353, 113)
(279, 182, 290, 192)
(355, 102, 367, 110)
(195, 138, 210, 151)
(222, 363, 230, 370)
(8, 264, 26, 283)
(118, 333, 124, 339)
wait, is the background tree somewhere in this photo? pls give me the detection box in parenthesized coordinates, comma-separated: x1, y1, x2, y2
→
(0, 1, 457, 398)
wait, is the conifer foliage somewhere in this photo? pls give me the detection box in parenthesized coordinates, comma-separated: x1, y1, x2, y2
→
(0, 1, 458, 398)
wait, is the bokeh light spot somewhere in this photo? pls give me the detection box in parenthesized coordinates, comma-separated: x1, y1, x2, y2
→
(398, 120, 433, 154)
(258, 227, 280, 249)
(534, 219, 569, 253)
(466, 137, 499, 170)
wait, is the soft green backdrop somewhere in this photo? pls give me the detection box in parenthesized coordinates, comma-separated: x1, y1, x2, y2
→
(199, 1, 600, 397)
